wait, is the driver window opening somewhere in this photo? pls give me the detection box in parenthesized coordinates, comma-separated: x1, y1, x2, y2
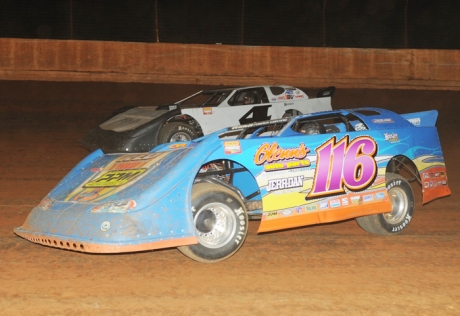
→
(293, 114, 368, 135)
(229, 88, 268, 106)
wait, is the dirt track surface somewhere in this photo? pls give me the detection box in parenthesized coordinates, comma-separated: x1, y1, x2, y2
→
(1, 81, 459, 315)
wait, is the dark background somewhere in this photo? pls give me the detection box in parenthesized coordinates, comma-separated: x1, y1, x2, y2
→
(1, 0, 459, 49)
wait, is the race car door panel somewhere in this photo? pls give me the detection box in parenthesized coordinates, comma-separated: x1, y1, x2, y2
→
(183, 104, 274, 135)
(245, 131, 393, 233)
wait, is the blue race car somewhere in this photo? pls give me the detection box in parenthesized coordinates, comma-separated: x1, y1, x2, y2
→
(15, 107, 451, 262)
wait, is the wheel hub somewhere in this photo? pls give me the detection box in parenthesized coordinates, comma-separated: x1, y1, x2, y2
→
(384, 187, 408, 223)
(195, 210, 217, 233)
(194, 203, 236, 249)
(170, 132, 192, 142)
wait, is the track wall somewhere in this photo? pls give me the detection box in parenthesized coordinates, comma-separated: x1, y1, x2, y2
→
(1, 39, 460, 90)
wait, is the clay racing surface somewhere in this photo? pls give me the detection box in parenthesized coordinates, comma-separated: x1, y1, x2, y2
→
(1, 81, 459, 315)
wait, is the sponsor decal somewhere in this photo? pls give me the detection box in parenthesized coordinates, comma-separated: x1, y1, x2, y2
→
(294, 95, 304, 99)
(284, 102, 294, 106)
(267, 175, 304, 192)
(320, 201, 329, 209)
(271, 97, 277, 101)
(423, 173, 429, 179)
(90, 167, 103, 173)
(424, 182, 429, 188)
(72, 189, 102, 202)
(329, 199, 341, 208)
(224, 141, 242, 154)
(306, 204, 317, 211)
(84, 169, 146, 188)
(372, 118, 394, 124)
(116, 153, 163, 163)
(277, 96, 285, 100)
(169, 105, 177, 110)
(281, 209, 293, 216)
(354, 123, 367, 131)
(263, 159, 311, 172)
(254, 142, 310, 165)
(169, 143, 187, 149)
(267, 211, 278, 219)
(67, 152, 169, 203)
(350, 196, 362, 205)
(375, 192, 385, 200)
(202, 107, 212, 115)
(384, 132, 400, 143)
(408, 118, 421, 126)
(341, 197, 349, 206)
(295, 206, 305, 214)
(114, 161, 146, 170)
(363, 194, 374, 202)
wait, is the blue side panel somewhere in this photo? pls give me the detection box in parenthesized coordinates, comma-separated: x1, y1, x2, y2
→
(21, 134, 225, 248)
(400, 110, 438, 127)
(407, 127, 444, 159)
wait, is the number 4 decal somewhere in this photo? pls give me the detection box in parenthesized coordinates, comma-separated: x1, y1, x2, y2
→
(239, 105, 272, 125)
(308, 135, 378, 198)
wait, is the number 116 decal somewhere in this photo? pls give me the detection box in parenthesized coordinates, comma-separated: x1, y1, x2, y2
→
(308, 136, 378, 198)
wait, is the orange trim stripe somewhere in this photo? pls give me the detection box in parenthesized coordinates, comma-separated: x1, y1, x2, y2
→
(258, 200, 392, 233)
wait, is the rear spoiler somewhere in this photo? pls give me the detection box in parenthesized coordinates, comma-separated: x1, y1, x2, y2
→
(400, 110, 438, 127)
(316, 86, 335, 98)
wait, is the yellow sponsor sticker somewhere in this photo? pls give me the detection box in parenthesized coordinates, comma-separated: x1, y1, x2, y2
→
(169, 143, 187, 149)
(84, 169, 146, 188)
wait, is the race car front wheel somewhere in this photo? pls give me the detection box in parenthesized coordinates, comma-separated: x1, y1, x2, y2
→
(158, 122, 198, 144)
(356, 173, 414, 235)
(178, 182, 248, 263)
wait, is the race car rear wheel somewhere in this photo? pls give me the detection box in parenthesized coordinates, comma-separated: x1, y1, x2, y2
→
(178, 182, 248, 263)
(356, 173, 414, 235)
(158, 122, 198, 144)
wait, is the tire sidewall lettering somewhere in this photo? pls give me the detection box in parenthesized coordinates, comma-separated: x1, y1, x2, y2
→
(187, 186, 248, 261)
(380, 176, 414, 233)
(391, 214, 412, 232)
(177, 125, 194, 133)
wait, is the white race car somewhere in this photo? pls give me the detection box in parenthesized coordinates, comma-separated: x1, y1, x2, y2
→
(81, 85, 334, 153)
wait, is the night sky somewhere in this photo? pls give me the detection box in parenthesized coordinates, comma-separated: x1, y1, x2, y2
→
(0, 0, 459, 49)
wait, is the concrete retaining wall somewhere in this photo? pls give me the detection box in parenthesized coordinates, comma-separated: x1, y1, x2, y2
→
(1, 38, 460, 90)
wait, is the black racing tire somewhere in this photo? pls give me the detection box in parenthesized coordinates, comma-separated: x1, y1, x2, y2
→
(282, 109, 302, 118)
(178, 182, 248, 263)
(356, 173, 414, 235)
(158, 122, 198, 144)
